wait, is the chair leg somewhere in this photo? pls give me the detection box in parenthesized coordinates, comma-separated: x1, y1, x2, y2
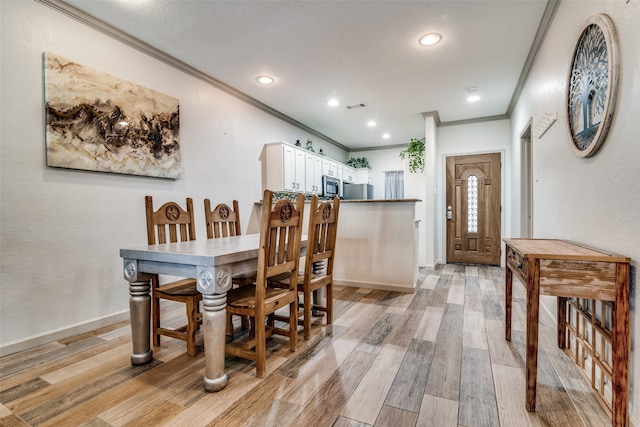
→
(249, 317, 256, 340)
(290, 299, 298, 351)
(241, 315, 250, 330)
(255, 309, 266, 378)
(185, 297, 199, 356)
(226, 312, 234, 337)
(303, 288, 312, 341)
(326, 282, 333, 326)
(151, 276, 161, 347)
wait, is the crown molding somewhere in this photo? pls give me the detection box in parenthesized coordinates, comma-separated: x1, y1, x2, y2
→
(38, 0, 559, 154)
(439, 114, 510, 127)
(506, 0, 561, 117)
(421, 111, 442, 126)
(36, 0, 349, 152)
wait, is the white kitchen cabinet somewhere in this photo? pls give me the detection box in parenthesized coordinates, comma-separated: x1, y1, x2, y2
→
(263, 142, 363, 194)
(342, 166, 356, 183)
(263, 142, 305, 192)
(322, 158, 338, 178)
(305, 152, 323, 194)
(356, 168, 371, 184)
(285, 145, 306, 191)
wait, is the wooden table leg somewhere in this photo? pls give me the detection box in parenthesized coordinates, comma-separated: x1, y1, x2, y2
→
(612, 262, 630, 427)
(525, 258, 540, 412)
(202, 292, 229, 392)
(128, 280, 153, 365)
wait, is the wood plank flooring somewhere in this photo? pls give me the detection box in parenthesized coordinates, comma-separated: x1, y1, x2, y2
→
(0, 265, 610, 426)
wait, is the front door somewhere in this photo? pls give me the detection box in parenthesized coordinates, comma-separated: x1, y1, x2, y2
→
(446, 153, 501, 265)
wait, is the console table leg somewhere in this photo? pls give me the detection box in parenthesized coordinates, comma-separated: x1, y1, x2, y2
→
(129, 280, 153, 365)
(612, 263, 630, 427)
(557, 297, 567, 348)
(202, 293, 228, 392)
(505, 266, 512, 341)
(525, 258, 540, 412)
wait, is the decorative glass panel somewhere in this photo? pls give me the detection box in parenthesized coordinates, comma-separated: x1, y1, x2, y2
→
(467, 175, 478, 233)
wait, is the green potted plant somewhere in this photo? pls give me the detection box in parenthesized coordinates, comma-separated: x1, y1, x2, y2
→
(346, 156, 370, 169)
(399, 138, 425, 173)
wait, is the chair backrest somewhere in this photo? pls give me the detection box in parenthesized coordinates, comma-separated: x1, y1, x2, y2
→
(256, 190, 305, 289)
(204, 199, 242, 238)
(304, 195, 340, 278)
(145, 196, 196, 245)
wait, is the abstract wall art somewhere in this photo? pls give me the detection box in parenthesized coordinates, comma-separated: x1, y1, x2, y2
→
(44, 52, 182, 178)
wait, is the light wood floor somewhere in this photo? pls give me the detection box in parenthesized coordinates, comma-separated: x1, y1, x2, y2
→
(0, 265, 611, 426)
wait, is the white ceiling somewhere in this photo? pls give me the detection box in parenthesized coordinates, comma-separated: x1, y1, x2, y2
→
(62, 0, 551, 151)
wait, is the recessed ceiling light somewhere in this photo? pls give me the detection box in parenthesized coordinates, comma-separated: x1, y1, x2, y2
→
(382, 133, 391, 139)
(256, 75, 274, 85)
(419, 33, 442, 46)
(466, 87, 480, 102)
(367, 120, 377, 127)
(328, 99, 339, 107)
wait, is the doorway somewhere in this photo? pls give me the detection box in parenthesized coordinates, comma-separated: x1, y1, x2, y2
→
(521, 121, 533, 238)
(445, 153, 501, 265)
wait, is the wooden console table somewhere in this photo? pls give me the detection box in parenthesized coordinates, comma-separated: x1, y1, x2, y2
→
(503, 238, 631, 427)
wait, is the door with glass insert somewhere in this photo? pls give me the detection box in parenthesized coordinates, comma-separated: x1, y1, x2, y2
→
(446, 153, 501, 265)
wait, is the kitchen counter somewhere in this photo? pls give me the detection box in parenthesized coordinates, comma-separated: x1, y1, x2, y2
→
(248, 198, 421, 292)
(333, 199, 420, 292)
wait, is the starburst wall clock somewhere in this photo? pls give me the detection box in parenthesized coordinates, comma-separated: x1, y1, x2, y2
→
(566, 14, 619, 158)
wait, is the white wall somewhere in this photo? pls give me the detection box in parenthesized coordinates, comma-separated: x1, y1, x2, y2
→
(349, 147, 405, 200)
(510, 1, 640, 421)
(0, 0, 345, 354)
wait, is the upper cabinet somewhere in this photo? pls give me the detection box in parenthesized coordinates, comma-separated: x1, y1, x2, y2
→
(305, 151, 323, 194)
(342, 166, 356, 183)
(322, 158, 338, 178)
(263, 143, 306, 192)
(262, 142, 367, 194)
(356, 168, 371, 184)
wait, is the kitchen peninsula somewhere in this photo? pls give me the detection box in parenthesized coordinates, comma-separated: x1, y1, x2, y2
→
(248, 198, 421, 292)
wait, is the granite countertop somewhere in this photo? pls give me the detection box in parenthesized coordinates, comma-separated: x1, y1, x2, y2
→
(264, 192, 421, 203)
(340, 198, 421, 203)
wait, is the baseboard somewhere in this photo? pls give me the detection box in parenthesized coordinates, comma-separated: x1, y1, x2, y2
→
(0, 310, 130, 357)
(431, 259, 444, 269)
(334, 279, 416, 294)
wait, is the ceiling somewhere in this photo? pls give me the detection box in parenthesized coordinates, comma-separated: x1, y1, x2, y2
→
(61, 0, 552, 151)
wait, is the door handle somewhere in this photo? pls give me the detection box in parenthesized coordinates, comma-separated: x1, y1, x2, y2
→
(446, 205, 453, 220)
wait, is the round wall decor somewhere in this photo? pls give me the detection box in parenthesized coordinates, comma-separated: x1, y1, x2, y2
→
(566, 14, 619, 158)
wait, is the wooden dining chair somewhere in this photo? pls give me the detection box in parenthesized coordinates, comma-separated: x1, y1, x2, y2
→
(204, 199, 242, 239)
(273, 195, 340, 340)
(145, 195, 202, 356)
(225, 190, 304, 378)
(203, 198, 254, 337)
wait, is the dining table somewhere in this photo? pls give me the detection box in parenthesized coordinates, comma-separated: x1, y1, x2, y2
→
(120, 233, 305, 392)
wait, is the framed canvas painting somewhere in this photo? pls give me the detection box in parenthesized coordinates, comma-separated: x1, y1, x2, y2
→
(44, 52, 182, 178)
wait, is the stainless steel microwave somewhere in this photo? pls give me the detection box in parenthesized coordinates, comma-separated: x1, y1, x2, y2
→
(322, 175, 340, 198)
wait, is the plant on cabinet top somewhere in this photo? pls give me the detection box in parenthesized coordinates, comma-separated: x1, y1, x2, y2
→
(346, 156, 370, 169)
